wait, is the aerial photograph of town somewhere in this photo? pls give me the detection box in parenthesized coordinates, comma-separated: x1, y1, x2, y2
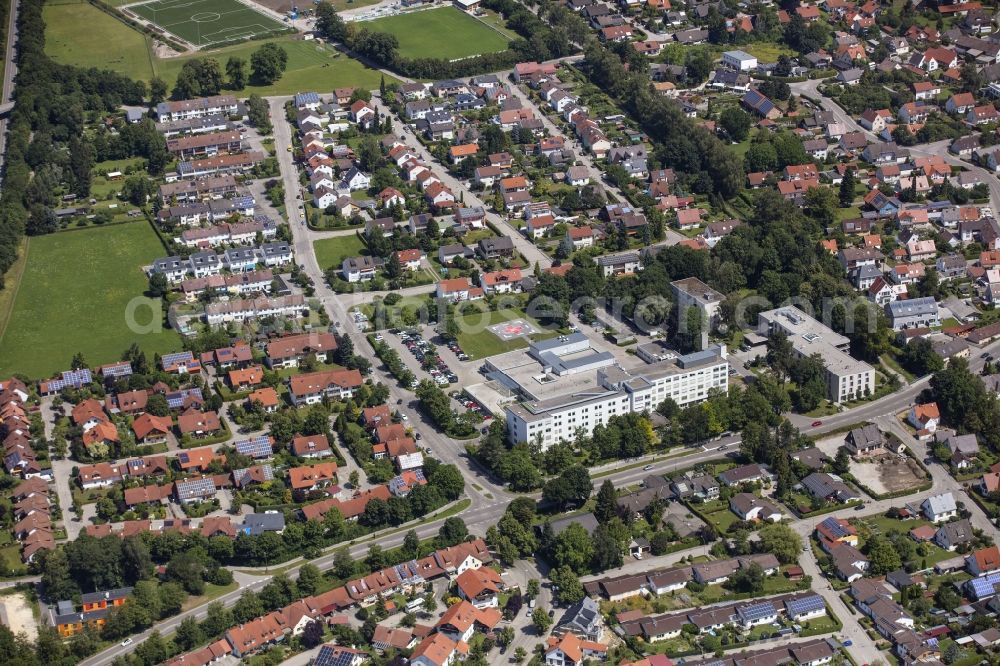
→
(3, 0, 1000, 665)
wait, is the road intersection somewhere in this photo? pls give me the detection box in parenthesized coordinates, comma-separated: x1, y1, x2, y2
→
(72, 76, 1000, 666)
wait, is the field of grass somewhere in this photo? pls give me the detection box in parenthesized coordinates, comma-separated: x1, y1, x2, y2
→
(0, 223, 181, 379)
(454, 306, 553, 359)
(43, 2, 155, 80)
(313, 234, 368, 272)
(155, 37, 393, 95)
(364, 7, 509, 60)
(130, 0, 285, 47)
(739, 42, 797, 64)
(0, 544, 27, 576)
(43, 5, 393, 95)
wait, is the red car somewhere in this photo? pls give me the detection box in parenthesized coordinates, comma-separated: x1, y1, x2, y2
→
(811, 420, 823, 427)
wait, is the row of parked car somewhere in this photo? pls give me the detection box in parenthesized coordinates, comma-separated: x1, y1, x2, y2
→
(454, 392, 492, 424)
(397, 329, 458, 386)
(445, 339, 469, 361)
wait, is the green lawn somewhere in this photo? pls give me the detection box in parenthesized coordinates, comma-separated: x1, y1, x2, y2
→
(453, 306, 556, 359)
(0, 544, 27, 576)
(43, 7, 393, 95)
(0, 223, 181, 378)
(43, 2, 155, 81)
(155, 37, 393, 95)
(313, 234, 368, 272)
(364, 7, 509, 60)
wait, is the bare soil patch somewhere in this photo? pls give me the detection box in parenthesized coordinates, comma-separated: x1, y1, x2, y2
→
(851, 454, 927, 496)
(0, 592, 38, 641)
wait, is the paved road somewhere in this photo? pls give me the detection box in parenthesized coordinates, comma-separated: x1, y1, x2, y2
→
(788, 334, 1000, 435)
(369, 93, 553, 270)
(0, 0, 19, 185)
(790, 79, 1000, 215)
(83, 82, 1000, 665)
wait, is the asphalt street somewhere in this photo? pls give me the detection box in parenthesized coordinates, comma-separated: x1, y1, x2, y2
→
(70, 74, 1000, 666)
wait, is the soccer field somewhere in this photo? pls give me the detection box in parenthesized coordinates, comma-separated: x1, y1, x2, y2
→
(365, 7, 509, 61)
(129, 0, 286, 47)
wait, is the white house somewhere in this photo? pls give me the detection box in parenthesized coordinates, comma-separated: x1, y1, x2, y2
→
(921, 492, 958, 523)
(340, 167, 371, 192)
(721, 50, 758, 71)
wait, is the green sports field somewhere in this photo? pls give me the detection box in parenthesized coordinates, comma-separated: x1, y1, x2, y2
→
(129, 0, 286, 47)
(365, 7, 509, 61)
(0, 223, 181, 379)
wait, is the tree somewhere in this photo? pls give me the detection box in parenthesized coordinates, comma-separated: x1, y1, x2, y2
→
(935, 584, 961, 612)
(429, 464, 464, 500)
(438, 517, 469, 547)
(757, 523, 802, 564)
(246, 94, 271, 132)
(403, 529, 420, 559)
(174, 616, 204, 651)
(297, 563, 321, 595)
(591, 525, 623, 572)
(226, 57, 248, 90)
(301, 620, 325, 648)
(422, 591, 438, 614)
(719, 107, 753, 142)
(250, 43, 289, 85)
(532, 607, 553, 634)
(833, 447, 851, 475)
(149, 77, 168, 105)
(900, 338, 944, 376)
(549, 522, 595, 574)
(804, 186, 838, 227)
(839, 168, 856, 207)
(550, 565, 585, 605)
(333, 548, 355, 579)
(594, 480, 618, 523)
(316, 2, 349, 42)
(867, 536, 902, 575)
(542, 465, 592, 509)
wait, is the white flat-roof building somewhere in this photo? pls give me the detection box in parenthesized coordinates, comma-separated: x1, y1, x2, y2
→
(757, 307, 875, 403)
(722, 50, 758, 72)
(505, 345, 728, 447)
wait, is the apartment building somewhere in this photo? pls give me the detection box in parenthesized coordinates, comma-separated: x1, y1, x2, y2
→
(505, 346, 728, 447)
(155, 95, 239, 122)
(757, 307, 875, 403)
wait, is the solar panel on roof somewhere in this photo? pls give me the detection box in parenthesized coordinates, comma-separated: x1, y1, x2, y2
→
(737, 601, 776, 622)
(162, 352, 193, 365)
(820, 516, 850, 538)
(177, 477, 215, 498)
(235, 435, 273, 459)
(786, 595, 825, 617)
(968, 573, 1000, 598)
(102, 363, 133, 378)
(178, 452, 190, 464)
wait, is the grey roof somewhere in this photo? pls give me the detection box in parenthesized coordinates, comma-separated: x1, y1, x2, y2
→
(923, 492, 957, 516)
(242, 512, 285, 535)
(80, 587, 133, 605)
(596, 252, 640, 266)
(888, 297, 938, 318)
(848, 423, 883, 449)
(801, 472, 860, 503)
(936, 518, 974, 545)
(558, 596, 601, 633)
(548, 512, 599, 536)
